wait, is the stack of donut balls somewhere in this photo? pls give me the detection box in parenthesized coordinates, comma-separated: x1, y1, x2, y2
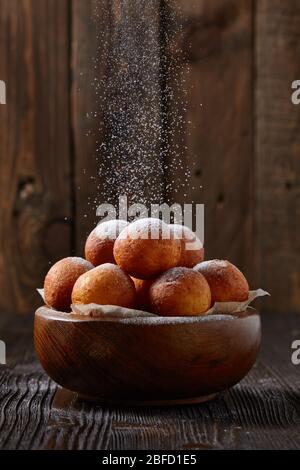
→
(44, 218, 249, 316)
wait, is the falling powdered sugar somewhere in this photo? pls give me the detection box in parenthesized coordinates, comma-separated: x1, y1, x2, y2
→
(81, 1, 194, 215)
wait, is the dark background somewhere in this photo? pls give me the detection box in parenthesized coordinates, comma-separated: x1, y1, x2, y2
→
(0, 0, 299, 315)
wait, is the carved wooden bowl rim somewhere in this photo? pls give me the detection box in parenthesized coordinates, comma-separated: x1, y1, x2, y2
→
(36, 305, 259, 325)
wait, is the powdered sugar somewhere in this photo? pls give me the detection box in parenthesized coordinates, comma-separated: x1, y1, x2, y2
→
(37, 288, 269, 319)
(93, 219, 129, 240)
(171, 224, 203, 250)
(120, 217, 170, 240)
(80, 2, 195, 216)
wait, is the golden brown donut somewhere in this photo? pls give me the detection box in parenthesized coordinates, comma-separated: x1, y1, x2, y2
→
(44, 257, 94, 311)
(72, 263, 136, 308)
(113, 218, 182, 280)
(131, 277, 154, 312)
(85, 219, 129, 266)
(170, 224, 204, 268)
(194, 260, 249, 305)
(150, 267, 211, 316)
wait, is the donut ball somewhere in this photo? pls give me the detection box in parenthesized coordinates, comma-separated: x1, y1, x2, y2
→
(113, 218, 181, 279)
(44, 257, 94, 311)
(132, 277, 154, 312)
(72, 263, 136, 308)
(194, 260, 249, 305)
(150, 267, 211, 316)
(85, 219, 129, 266)
(170, 224, 204, 268)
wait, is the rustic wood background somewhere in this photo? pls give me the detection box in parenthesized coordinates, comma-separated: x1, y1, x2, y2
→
(1, 312, 300, 450)
(0, 0, 299, 315)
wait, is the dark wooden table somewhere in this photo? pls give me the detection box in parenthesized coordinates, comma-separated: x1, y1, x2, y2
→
(0, 312, 299, 450)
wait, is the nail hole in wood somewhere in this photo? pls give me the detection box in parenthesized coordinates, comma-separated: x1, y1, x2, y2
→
(217, 193, 225, 208)
(18, 177, 36, 200)
(285, 181, 292, 190)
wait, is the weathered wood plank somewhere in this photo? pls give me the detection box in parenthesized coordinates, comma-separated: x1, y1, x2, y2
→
(0, 314, 57, 450)
(1, 312, 299, 450)
(256, 0, 300, 313)
(0, 0, 72, 314)
(164, 0, 254, 282)
(72, 0, 165, 255)
(72, 0, 108, 255)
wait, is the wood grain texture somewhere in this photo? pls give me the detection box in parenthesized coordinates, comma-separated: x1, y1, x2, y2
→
(256, 0, 300, 313)
(72, 0, 109, 255)
(0, 315, 57, 450)
(0, 0, 72, 314)
(34, 307, 261, 403)
(164, 0, 254, 283)
(72, 0, 165, 256)
(1, 312, 300, 449)
(0, 0, 299, 316)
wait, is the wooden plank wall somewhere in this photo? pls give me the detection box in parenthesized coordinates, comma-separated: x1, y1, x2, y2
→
(0, 0, 299, 314)
(164, 0, 254, 282)
(72, 0, 165, 255)
(0, 0, 71, 314)
(72, 0, 107, 255)
(256, 0, 300, 313)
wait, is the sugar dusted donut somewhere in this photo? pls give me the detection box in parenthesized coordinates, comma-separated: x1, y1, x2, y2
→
(194, 260, 249, 305)
(150, 267, 211, 316)
(44, 257, 94, 311)
(85, 219, 129, 266)
(113, 218, 181, 280)
(170, 224, 204, 268)
(71, 263, 136, 308)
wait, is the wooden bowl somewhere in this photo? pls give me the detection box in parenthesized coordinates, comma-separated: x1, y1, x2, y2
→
(34, 307, 261, 405)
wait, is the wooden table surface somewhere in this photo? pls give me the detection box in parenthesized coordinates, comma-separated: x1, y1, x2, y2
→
(0, 312, 299, 450)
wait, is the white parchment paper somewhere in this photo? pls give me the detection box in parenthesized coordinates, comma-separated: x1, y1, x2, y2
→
(37, 288, 270, 318)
